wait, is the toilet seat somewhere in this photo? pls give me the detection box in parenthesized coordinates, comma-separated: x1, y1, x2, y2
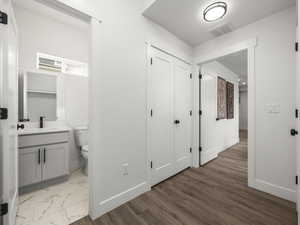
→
(81, 145, 88, 159)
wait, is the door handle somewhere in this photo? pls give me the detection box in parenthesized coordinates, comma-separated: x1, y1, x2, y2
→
(38, 149, 41, 164)
(174, 120, 180, 124)
(291, 129, 298, 136)
(17, 124, 25, 130)
(44, 148, 46, 163)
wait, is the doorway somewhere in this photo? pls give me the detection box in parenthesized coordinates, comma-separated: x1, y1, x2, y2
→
(195, 40, 256, 189)
(0, 0, 92, 224)
(199, 49, 248, 166)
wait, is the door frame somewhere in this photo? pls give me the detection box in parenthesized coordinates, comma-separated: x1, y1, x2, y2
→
(193, 38, 257, 188)
(0, 2, 19, 225)
(146, 43, 194, 186)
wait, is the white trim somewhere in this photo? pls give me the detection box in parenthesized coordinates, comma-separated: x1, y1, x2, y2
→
(247, 46, 256, 188)
(149, 44, 192, 65)
(194, 38, 257, 188)
(35, 0, 102, 23)
(145, 41, 192, 65)
(201, 140, 239, 165)
(194, 38, 257, 64)
(90, 182, 150, 220)
(146, 43, 152, 188)
(88, 18, 96, 220)
(201, 149, 218, 165)
(251, 179, 296, 202)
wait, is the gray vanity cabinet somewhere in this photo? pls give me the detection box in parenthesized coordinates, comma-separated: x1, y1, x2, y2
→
(18, 131, 69, 188)
(42, 143, 69, 181)
(19, 147, 42, 187)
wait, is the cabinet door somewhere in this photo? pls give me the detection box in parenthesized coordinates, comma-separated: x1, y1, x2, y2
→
(42, 143, 69, 180)
(19, 147, 42, 187)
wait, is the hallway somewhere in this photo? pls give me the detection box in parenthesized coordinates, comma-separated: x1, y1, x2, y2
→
(72, 139, 297, 225)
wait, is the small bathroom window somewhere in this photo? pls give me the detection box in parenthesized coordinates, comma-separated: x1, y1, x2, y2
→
(37, 53, 88, 77)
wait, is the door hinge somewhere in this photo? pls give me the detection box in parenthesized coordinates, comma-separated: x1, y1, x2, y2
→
(190, 148, 192, 153)
(0, 108, 8, 120)
(150, 109, 153, 117)
(150, 161, 153, 169)
(296, 175, 298, 185)
(190, 73, 192, 79)
(0, 11, 8, 25)
(150, 58, 153, 65)
(296, 109, 298, 119)
(0, 202, 8, 216)
(199, 110, 202, 116)
(296, 42, 298, 52)
(199, 147, 202, 152)
(190, 110, 192, 116)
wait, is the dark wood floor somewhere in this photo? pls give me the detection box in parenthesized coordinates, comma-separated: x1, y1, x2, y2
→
(72, 135, 297, 225)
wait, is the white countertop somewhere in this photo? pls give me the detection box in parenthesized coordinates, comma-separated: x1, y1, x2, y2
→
(18, 126, 71, 136)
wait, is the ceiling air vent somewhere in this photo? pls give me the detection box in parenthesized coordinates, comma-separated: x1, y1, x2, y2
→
(209, 23, 233, 37)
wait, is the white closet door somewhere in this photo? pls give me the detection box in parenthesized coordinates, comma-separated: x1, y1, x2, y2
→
(201, 71, 218, 165)
(149, 48, 174, 186)
(173, 60, 192, 173)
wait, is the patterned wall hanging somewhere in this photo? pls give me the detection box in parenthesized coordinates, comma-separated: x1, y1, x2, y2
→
(226, 82, 234, 119)
(217, 77, 227, 120)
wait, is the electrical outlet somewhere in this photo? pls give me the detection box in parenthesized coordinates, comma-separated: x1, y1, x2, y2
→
(267, 104, 280, 114)
(122, 163, 129, 176)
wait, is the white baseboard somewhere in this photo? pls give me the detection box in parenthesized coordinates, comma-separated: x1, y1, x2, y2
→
(90, 182, 150, 220)
(201, 139, 239, 165)
(201, 149, 218, 165)
(250, 179, 296, 202)
(222, 138, 239, 153)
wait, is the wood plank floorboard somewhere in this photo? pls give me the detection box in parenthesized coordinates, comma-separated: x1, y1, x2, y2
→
(72, 137, 297, 225)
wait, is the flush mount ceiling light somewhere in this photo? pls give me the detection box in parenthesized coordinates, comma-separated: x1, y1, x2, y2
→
(203, 2, 227, 22)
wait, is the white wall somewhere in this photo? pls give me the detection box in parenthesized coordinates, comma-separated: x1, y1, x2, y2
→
(15, 6, 89, 68)
(64, 75, 89, 170)
(195, 7, 297, 202)
(15, 6, 89, 171)
(52, 0, 193, 219)
(239, 90, 248, 130)
(201, 61, 239, 164)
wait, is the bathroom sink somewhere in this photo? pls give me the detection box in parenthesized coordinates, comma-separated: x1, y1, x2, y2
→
(18, 126, 71, 136)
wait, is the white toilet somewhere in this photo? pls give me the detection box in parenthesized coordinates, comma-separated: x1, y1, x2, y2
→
(74, 126, 88, 175)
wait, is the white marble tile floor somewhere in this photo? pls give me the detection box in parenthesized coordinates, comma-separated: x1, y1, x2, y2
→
(16, 170, 88, 225)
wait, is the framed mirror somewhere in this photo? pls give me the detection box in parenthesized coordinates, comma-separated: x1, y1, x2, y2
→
(18, 70, 65, 122)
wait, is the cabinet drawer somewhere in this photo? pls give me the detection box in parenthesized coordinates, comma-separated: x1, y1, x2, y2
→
(19, 132, 68, 148)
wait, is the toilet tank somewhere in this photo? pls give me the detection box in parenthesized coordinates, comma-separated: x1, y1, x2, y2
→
(74, 126, 88, 147)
